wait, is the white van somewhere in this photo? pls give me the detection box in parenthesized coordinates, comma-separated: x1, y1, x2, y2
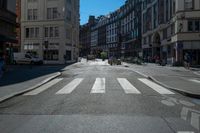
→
(13, 53, 43, 65)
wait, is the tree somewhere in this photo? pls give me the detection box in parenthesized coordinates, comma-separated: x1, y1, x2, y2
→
(100, 52, 107, 61)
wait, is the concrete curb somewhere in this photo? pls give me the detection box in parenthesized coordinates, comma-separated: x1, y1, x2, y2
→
(0, 72, 61, 103)
(127, 66, 200, 99)
(148, 76, 200, 99)
(193, 71, 200, 76)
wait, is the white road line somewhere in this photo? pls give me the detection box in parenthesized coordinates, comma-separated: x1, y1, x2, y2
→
(90, 78, 105, 93)
(189, 79, 200, 84)
(56, 78, 83, 94)
(117, 78, 141, 94)
(194, 72, 200, 76)
(177, 131, 194, 133)
(24, 78, 63, 96)
(181, 107, 189, 121)
(138, 78, 175, 95)
(191, 112, 200, 130)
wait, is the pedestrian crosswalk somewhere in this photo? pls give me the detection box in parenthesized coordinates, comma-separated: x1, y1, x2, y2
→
(117, 78, 141, 94)
(23, 77, 175, 96)
(138, 78, 175, 95)
(91, 78, 105, 93)
(24, 78, 63, 96)
(56, 78, 83, 94)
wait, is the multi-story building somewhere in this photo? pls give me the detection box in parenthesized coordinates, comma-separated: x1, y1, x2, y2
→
(86, 0, 142, 58)
(21, 0, 80, 64)
(16, 0, 21, 52)
(97, 16, 107, 54)
(79, 16, 96, 56)
(142, 0, 200, 65)
(0, 0, 17, 64)
(119, 0, 142, 58)
(106, 11, 119, 57)
(90, 26, 99, 55)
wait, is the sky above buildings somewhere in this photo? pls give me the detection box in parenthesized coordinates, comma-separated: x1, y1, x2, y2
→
(80, 0, 125, 25)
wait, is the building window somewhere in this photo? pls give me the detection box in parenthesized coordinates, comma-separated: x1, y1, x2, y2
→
(188, 20, 200, 32)
(195, 21, 200, 31)
(24, 43, 39, 50)
(28, 9, 32, 20)
(163, 29, 167, 39)
(185, 0, 193, 10)
(66, 10, 72, 21)
(44, 27, 48, 37)
(33, 9, 38, 20)
(35, 27, 39, 37)
(27, 9, 38, 20)
(50, 27, 53, 37)
(0, 0, 7, 9)
(54, 27, 59, 37)
(44, 27, 59, 38)
(153, 3, 157, 29)
(43, 50, 59, 61)
(47, 8, 58, 19)
(28, 0, 38, 2)
(25, 27, 40, 38)
(26, 28, 29, 38)
(188, 21, 193, 31)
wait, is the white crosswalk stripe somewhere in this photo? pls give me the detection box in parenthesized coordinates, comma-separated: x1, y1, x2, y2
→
(24, 77, 177, 96)
(90, 78, 105, 93)
(189, 79, 200, 84)
(117, 78, 141, 94)
(56, 78, 83, 94)
(24, 78, 63, 96)
(138, 78, 175, 95)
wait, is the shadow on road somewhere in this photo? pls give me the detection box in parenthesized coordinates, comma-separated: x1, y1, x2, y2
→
(0, 64, 73, 87)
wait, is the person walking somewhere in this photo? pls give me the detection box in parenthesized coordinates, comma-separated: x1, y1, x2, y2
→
(187, 53, 192, 69)
(184, 53, 191, 69)
(184, 53, 188, 69)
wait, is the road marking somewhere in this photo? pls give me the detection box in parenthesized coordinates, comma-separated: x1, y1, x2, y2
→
(138, 78, 175, 94)
(181, 107, 200, 131)
(194, 72, 200, 76)
(181, 107, 189, 121)
(56, 78, 83, 94)
(177, 131, 194, 133)
(117, 78, 141, 94)
(189, 79, 200, 84)
(191, 112, 200, 130)
(90, 78, 105, 93)
(24, 78, 63, 95)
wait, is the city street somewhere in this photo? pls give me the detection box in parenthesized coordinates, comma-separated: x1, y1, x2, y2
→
(0, 60, 200, 133)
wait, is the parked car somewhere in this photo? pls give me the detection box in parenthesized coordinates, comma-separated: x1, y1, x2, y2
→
(13, 53, 43, 65)
(87, 55, 95, 60)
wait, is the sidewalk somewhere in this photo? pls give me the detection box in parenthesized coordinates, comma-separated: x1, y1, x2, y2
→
(0, 65, 62, 102)
(123, 62, 200, 98)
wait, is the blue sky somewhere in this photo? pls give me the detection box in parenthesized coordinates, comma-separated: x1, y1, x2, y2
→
(80, 0, 125, 25)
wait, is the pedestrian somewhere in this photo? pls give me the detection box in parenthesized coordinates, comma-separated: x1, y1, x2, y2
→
(187, 53, 192, 69)
(184, 53, 188, 69)
(171, 56, 175, 66)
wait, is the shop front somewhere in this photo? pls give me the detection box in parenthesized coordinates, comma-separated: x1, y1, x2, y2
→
(0, 35, 17, 64)
(182, 41, 200, 66)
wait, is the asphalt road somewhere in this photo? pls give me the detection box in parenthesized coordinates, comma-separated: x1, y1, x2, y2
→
(0, 60, 200, 133)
